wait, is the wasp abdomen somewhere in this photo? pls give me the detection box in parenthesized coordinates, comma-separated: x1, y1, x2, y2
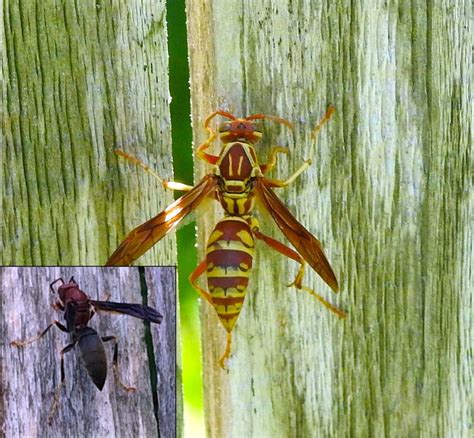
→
(206, 217, 254, 332)
(76, 327, 107, 390)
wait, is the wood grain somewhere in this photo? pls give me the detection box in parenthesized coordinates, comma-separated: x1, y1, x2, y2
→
(186, 0, 472, 436)
(2, 0, 174, 267)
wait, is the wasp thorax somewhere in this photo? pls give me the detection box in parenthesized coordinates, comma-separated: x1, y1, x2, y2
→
(218, 119, 263, 144)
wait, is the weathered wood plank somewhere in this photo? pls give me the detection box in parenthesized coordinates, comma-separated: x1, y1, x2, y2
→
(2, 0, 174, 267)
(186, 0, 472, 436)
(1, 0, 179, 436)
(146, 266, 177, 438)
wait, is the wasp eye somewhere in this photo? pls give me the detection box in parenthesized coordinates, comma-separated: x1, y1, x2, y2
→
(219, 123, 231, 133)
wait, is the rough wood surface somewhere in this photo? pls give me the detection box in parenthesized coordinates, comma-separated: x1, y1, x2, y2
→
(145, 267, 177, 438)
(0, 267, 175, 437)
(2, 0, 174, 267)
(186, 1, 472, 437)
(1, 1, 179, 437)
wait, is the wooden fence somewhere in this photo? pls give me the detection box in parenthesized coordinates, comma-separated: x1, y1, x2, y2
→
(2, 0, 471, 437)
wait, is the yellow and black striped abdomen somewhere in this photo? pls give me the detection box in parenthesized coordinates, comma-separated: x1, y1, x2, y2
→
(206, 217, 254, 332)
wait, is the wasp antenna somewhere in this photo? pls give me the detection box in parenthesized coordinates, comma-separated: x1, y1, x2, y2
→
(204, 110, 237, 129)
(246, 114, 293, 130)
(50, 278, 65, 294)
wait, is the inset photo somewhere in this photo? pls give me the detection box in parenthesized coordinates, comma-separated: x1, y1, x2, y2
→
(0, 267, 176, 438)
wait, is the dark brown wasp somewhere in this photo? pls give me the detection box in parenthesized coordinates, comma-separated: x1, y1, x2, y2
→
(10, 276, 162, 424)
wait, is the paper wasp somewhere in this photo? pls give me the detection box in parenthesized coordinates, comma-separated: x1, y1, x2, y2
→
(10, 276, 162, 424)
(106, 107, 346, 368)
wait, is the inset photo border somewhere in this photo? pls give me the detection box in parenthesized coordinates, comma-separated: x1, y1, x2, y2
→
(0, 266, 176, 438)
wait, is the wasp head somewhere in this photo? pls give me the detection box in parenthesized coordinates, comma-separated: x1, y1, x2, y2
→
(218, 119, 263, 144)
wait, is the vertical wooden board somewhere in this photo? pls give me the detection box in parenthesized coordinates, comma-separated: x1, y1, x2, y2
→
(2, 0, 174, 266)
(145, 266, 178, 438)
(186, 0, 472, 437)
(184, 1, 224, 434)
(0, 266, 175, 437)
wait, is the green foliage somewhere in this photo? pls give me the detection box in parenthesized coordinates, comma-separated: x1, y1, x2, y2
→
(167, 0, 204, 424)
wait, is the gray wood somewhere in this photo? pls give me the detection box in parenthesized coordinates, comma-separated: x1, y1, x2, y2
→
(146, 267, 177, 438)
(0, 267, 175, 437)
(187, 0, 472, 437)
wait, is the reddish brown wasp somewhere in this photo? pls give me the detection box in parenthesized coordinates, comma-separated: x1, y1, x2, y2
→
(106, 107, 346, 368)
(11, 276, 162, 424)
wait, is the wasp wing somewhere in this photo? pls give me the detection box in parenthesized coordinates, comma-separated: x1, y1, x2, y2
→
(106, 174, 219, 266)
(90, 300, 163, 324)
(254, 177, 339, 292)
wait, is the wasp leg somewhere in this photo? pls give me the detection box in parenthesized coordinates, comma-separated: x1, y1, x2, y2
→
(263, 159, 312, 188)
(190, 260, 232, 369)
(102, 335, 136, 393)
(100, 291, 111, 301)
(115, 149, 193, 191)
(196, 130, 219, 165)
(259, 147, 289, 174)
(189, 260, 214, 305)
(254, 230, 347, 318)
(52, 300, 65, 312)
(263, 106, 335, 185)
(48, 342, 75, 425)
(218, 333, 232, 370)
(88, 290, 110, 323)
(311, 105, 335, 139)
(10, 320, 68, 347)
(12, 321, 71, 424)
